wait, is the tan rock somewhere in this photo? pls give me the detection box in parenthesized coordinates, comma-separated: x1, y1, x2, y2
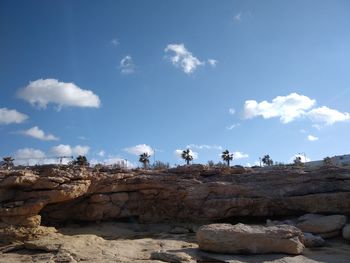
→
(1, 215, 41, 228)
(197, 223, 304, 255)
(89, 194, 110, 203)
(297, 214, 346, 235)
(110, 192, 129, 203)
(151, 250, 195, 262)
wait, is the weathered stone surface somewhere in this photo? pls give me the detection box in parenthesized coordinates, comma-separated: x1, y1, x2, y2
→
(342, 224, 350, 241)
(303, 232, 325, 247)
(1, 221, 350, 263)
(150, 250, 195, 262)
(0, 166, 350, 237)
(196, 223, 304, 255)
(297, 214, 346, 236)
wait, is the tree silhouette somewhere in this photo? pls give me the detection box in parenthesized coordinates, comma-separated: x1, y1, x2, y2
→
(323, 156, 333, 167)
(221, 150, 233, 166)
(181, 149, 193, 165)
(139, 153, 150, 169)
(262, 155, 273, 166)
(2, 156, 14, 169)
(293, 156, 303, 166)
(72, 155, 89, 166)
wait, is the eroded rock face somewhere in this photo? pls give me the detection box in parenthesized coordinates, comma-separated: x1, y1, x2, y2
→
(0, 165, 350, 236)
(196, 223, 305, 255)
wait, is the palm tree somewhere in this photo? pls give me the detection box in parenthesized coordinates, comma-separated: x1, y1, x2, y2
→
(221, 150, 233, 166)
(2, 156, 14, 169)
(72, 155, 89, 166)
(293, 156, 302, 166)
(181, 149, 193, 165)
(262, 155, 273, 166)
(139, 153, 150, 169)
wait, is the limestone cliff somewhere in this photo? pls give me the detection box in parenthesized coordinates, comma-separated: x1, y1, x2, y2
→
(1, 165, 350, 229)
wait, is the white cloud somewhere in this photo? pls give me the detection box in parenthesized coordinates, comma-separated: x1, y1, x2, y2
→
(243, 93, 350, 126)
(229, 108, 236, 115)
(307, 135, 319, 141)
(50, 144, 90, 157)
(234, 12, 242, 22)
(21, 126, 58, 141)
(164, 43, 204, 74)
(14, 148, 46, 166)
(110, 38, 119, 46)
(97, 150, 105, 157)
(174, 149, 198, 160)
(124, 144, 154, 156)
(74, 145, 90, 156)
(226, 123, 241, 130)
(120, 55, 135, 74)
(186, 144, 223, 151)
(17, 79, 100, 109)
(103, 157, 134, 168)
(208, 59, 218, 67)
(0, 108, 28, 125)
(290, 154, 311, 163)
(306, 106, 350, 125)
(243, 93, 316, 123)
(232, 151, 249, 159)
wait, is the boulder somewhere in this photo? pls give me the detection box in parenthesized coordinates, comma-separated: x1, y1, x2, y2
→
(297, 214, 346, 237)
(151, 250, 194, 263)
(303, 232, 325, 247)
(196, 223, 304, 255)
(342, 224, 350, 241)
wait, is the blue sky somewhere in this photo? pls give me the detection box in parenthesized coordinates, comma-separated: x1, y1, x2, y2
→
(1, 0, 350, 167)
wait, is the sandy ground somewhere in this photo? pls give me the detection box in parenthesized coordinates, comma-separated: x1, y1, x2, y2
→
(0, 222, 349, 263)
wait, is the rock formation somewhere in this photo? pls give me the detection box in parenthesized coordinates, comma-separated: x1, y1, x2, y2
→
(296, 214, 346, 238)
(196, 223, 305, 254)
(1, 165, 350, 231)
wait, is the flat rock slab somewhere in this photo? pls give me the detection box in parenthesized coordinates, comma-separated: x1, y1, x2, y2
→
(197, 223, 304, 255)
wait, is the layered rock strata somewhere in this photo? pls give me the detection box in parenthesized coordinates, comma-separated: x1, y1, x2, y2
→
(1, 165, 350, 230)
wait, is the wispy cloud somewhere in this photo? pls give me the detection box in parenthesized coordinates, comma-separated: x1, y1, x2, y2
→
(233, 12, 242, 22)
(186, 144, 223, 151)
(97, 150, 105, 157)
(120, 55, 135, 74)
(226, 123, 241, 130)
(229, 108, 236, 115)
(207, 59, 218, 67)
(110, 38, 119, 47)
(165, 43, 204, 74)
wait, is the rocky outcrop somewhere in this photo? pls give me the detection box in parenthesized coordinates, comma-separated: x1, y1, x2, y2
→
(297, 214, 346, 238)
(1, 165, 350, 235)
(196, 223, 305, 254)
